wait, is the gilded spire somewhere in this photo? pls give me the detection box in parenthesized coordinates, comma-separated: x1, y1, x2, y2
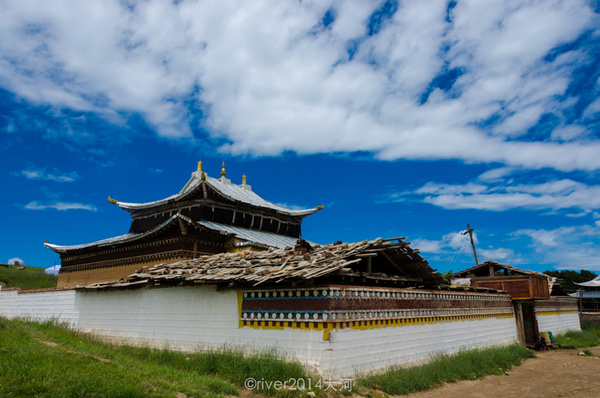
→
(242, 174, 247, 185)
(197, 160, 203, 172)
(221, 161, 226, 178)
(316, 203, 325, 210)
(108, 195, 117, 205)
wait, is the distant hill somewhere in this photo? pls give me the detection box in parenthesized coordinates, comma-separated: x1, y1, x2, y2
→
(0, 265, 58, 290)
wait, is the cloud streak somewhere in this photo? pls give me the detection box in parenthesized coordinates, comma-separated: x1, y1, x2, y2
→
(23, 201, 97, 211)
(514, 225, 600, 270)
(15, 168, 79, 182)
(402, 168, 600, 213)
(0, 1, 599, 170)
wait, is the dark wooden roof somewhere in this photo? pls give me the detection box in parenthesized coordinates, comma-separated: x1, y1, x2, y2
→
(80, 237, 446, 290)
(452, 260, 549, 279)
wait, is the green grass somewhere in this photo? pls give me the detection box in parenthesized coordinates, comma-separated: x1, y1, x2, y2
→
(0, 317, 310, 397)
(553, 321, 600, 349)
(358, 343, 534, 396)
(0, 265, 58, 289)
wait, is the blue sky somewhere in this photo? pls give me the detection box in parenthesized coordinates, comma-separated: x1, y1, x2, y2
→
(2, 0, 600, 274)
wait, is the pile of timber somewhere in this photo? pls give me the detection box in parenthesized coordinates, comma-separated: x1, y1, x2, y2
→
(82, 237, 443, 290)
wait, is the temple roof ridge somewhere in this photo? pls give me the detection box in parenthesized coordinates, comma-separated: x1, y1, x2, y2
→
(112, 169, 322, 217)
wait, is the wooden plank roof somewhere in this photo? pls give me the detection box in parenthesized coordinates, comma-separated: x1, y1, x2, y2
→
(80, 237, 445, 290)
(452, 260, 550, 279)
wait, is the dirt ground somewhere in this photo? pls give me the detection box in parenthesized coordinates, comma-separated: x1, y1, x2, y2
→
(402, 346, 600, 398)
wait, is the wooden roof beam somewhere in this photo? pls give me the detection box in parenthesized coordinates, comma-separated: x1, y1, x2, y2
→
(380, 250, 408, 276)
(382, 237, 406, 242)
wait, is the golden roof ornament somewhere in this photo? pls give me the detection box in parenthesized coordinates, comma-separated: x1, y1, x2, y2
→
(108, 195, 117, 205)
(316, 203, 325, 210)
(221, 161, 226, 178)
(242, 174, 247, 185)
(197, 160, 203, 172)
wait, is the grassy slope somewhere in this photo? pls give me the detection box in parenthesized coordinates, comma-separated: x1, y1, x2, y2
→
(0, 266, 58, 289)
(0, 317, 544, 398)
(358, 344, 535, 396)
(554, 321, 600, 349)
(0, 318, 309, 398)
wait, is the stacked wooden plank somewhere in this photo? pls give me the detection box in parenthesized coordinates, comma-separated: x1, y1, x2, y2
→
(81, 237, 443, 290)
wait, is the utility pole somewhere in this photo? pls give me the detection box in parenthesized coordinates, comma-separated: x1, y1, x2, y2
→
(462, 223, 479, 267)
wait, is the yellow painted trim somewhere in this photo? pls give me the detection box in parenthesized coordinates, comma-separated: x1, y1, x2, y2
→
(537, 310, 579, 316)
(237, 291, 244, 329)
(239, 313, 515, 336)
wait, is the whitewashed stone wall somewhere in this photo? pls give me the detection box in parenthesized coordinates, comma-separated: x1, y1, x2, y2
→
(325, 316, 517, 376)
(0, 284, 518, 376)
(537, 312, 581, 336)
(0, 288, 78, 323)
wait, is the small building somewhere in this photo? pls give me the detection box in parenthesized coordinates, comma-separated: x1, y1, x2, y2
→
(571, 274, 600, 307)
(571, 274, 600, 325)
(452, 261, 551, 300)
(45, 162, 323, 288)
(452, 261, 579, 346)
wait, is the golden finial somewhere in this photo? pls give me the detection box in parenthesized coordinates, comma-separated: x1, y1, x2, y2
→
(316, 203, 325, 210)
(242, 174, 247, 184)
(221, 161, 226, 178)
(201, 170, 206, 181)
(108, 195, 117, 205)
(197, 160, 203, 172)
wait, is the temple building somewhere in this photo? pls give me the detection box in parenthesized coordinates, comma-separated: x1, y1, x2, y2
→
(45, 162, 323, 288)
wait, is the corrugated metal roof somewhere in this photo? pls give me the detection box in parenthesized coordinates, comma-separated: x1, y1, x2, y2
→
(45, 213, 310, 253)
(45, 233, 139, 253)
(576, 274, 600, 288)
(115, 172, 320, 217)
(198, 220, 312, 249)
(45, 213, 188, 253)
(569, 291, 600, 298)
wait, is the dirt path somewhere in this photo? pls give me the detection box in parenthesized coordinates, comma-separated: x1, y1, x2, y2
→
(34, 337, 112, 363)
(404, 346, 600, 398)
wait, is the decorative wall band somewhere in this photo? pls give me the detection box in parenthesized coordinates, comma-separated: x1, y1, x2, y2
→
(239, 286, 514, 336)
(242, 288, 510, 302)
(240, 307, 514, 321)
(241, 313, 515, 339)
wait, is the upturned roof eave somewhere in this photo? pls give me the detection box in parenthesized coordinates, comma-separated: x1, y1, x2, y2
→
(44, 213, 198, 254)
(113, 172, 320, 217)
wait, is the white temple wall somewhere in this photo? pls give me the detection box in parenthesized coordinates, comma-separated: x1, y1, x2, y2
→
(0, 288, 78, 323)
(537, 313, 581, 335)
(325, 316, 517, 376)
(0, 284, 536, 376)
(534, 297, 581, 336)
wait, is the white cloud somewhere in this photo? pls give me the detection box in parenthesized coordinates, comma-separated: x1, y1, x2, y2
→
(0, 1, 599, 170)
(415, 182, 487, 195)
(411, 178, 600, 213)
(478, 247, 515, 261)
(514, 225, 600, 270)
(23, 201, 97, 211)
(411, 238, 444, 254)
(413, 230, 476, 254)
(15, 168, 78, 182)
(477, 167, 517, 182)
(413, 229, 519, 270)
